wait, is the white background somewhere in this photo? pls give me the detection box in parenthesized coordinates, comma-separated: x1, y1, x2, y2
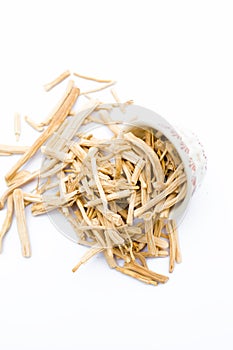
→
(0, 1, 232, 349)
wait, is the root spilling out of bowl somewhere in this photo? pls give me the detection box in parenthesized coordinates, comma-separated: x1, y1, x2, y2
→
(0, 71, 187, 286)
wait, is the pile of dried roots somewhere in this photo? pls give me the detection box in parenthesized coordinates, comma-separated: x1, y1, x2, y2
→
(0, 71, 187, 286)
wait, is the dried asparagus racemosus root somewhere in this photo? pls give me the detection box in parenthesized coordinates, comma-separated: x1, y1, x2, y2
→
(13, 188, 31, 257)
(0, 70, 204, 286)
(14, 113, 21, 142)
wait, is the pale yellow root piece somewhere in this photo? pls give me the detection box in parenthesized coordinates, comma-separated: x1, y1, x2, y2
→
(13, 188, 31, 257)
(73, 72, 112, 83)
(14, 113, 21, 142)
(0, 195, 14, 252)
(80, 81, 116, 95)
(166, 220, 176, 273)
(40, 80, 75, 127)
(0, 144, 29, 155)
(115, 266, 158, 286)
(145, 129, 152, 147)
(142, 250, 169, 258)
(72, 247, 104, 272)
(23, 192, 42, 204)
(7, 170, 32, 186)
(0, 170, 39, 210)
(44, 70, 71, 91)
(24, 116, 44, 132)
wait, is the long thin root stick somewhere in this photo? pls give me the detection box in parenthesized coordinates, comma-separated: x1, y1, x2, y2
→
(14, 113, 21, 142)
(72, 247, 104, 272)
(44, 70, 71, 91)
(13, 188, 31, 257)
(0, 195, 14, 252)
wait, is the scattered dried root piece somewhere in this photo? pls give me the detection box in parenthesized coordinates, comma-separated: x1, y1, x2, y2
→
(0, 195, 14, 252)
(23, 192, 42, 204)
(73, 71, 115, 98)
(44, 70, 71, 91)
(141, 250, 169, 258)
(13, 188, 31, 257)
(0, 144, 29, 155)
(7, 170, 32, 187)
(0, 170, 39, 210)
(72, 247, 104, 272)
(14, 113, 21, 142)
(73, 72, 112, 83)
(80, 81, 116, 95)
(40, 80, 75, 127)
(24, 116, 44, 132)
